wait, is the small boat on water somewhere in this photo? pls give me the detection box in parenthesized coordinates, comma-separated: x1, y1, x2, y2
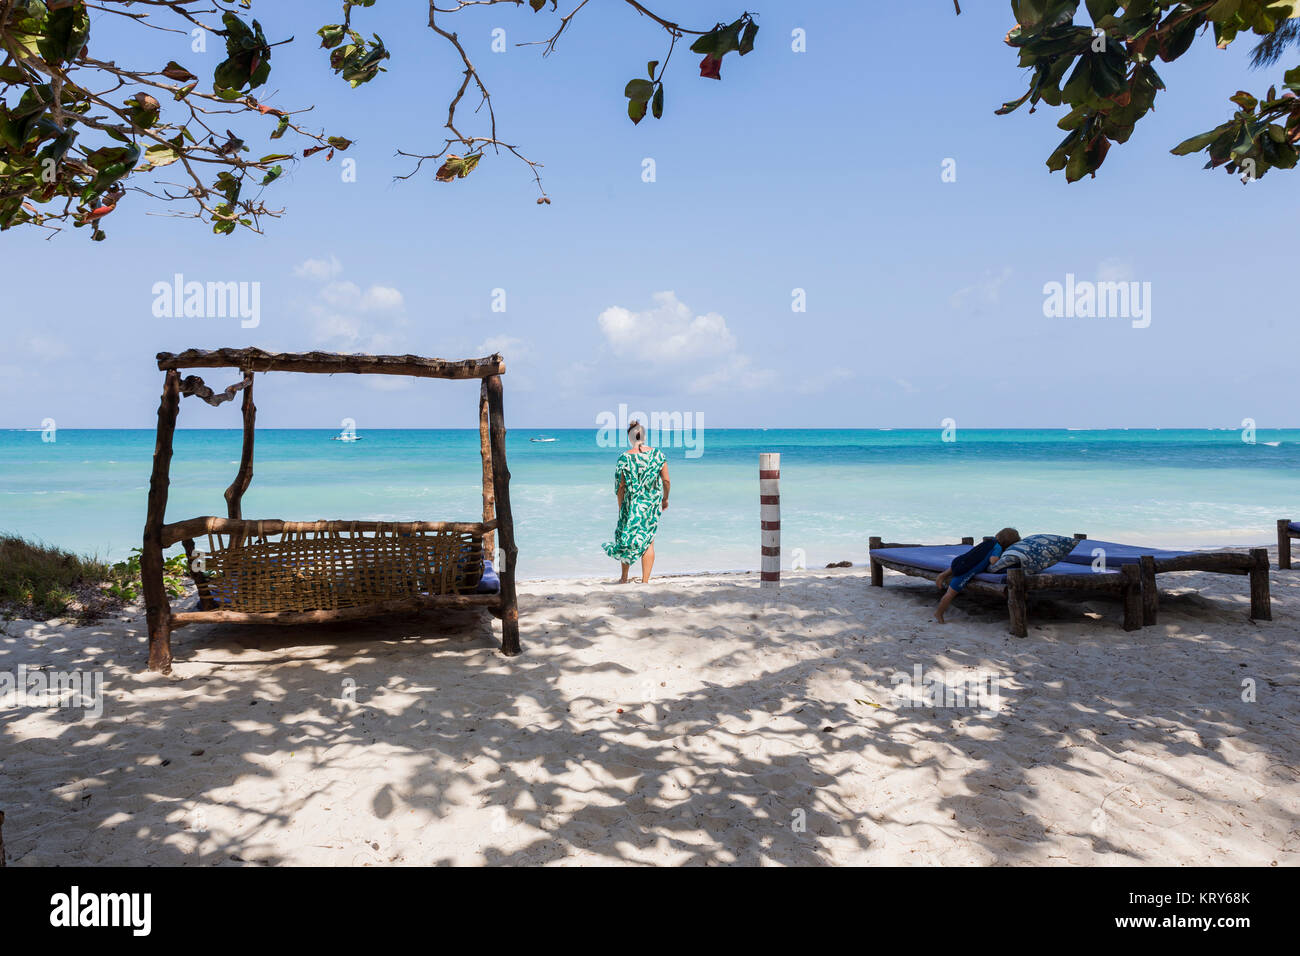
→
(331, 434, 363, 442)
(530, 435, 557, 443)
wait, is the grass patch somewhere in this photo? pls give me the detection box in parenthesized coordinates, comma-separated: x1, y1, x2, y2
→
(0, 535, 189, 621)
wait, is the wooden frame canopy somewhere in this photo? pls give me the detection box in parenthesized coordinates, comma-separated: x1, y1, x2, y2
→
(141, 348, 520, 675)
(156, 348, 507, 379)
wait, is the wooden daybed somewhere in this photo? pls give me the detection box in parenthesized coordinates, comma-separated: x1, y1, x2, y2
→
(141, 348, 520, 674)
(869, 533, 1271, 637)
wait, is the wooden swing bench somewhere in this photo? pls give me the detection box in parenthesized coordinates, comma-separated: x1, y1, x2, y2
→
(141, 348, 520, 674)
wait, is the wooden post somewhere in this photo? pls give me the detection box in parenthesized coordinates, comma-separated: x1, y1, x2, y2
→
(0, 810, 5, 867)
(1006, 567, 1028, 637)
(143, 369, 181, 674)
(1073, 533, 1088, 540)
(960, 536, 974, 545)
(868, 535, 883, 587)
(1249, 548, 1272, 621)
(1278, 519, 1292, 571)
(224, 374, 256, 521)
(479, 379, 495, 561)
(759, 453, 780, 588)
(183, 537, 215, 612)
(485, 374, 520, 656)
(1121, 564, 1142, 632)
(1140, 555, 1158, 626)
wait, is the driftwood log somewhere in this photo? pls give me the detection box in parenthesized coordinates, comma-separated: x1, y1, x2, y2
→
(158, 348, 505, 380)
(179, 372, 253, 407)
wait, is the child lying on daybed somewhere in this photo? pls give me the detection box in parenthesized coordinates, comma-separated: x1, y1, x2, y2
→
(933, 527, 1021, 623)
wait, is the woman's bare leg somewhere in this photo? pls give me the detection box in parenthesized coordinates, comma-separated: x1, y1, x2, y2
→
(618, 563, 631, 584)
(640, 542, 655, 583)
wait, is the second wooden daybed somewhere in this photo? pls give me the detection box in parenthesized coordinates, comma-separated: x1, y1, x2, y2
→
(869, 533, 1271, 637)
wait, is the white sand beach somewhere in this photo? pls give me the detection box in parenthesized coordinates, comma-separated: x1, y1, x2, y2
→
(2, 557, 1297, 866)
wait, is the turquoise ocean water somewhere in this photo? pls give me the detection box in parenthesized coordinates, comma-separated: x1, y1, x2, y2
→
(1, 428, 1296, 579)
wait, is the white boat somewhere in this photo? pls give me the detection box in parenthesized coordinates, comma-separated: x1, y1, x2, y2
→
(331, 434, 363, 442)
(530, 435, 557, 443)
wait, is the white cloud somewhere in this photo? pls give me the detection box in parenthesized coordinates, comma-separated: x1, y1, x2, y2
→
(300, 266, 410, 371)
(294, 255, 343, 281)
(950, 267, 1012, 312)
(1097, 258, 1136, 283)
(793, 366, 854, 395)
(318, 281, 404, 313)
(477, 335, 524, 357)
(19, 335, 70, 360)
(595, 291, 771, 392)
(598, 291, 737, 363)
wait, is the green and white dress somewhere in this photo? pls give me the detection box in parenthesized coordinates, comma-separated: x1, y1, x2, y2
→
(602, 448, 666, 564)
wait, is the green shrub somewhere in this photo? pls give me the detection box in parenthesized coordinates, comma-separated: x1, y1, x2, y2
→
(0, 535, 189, 620)
(106, 548, 189, 602)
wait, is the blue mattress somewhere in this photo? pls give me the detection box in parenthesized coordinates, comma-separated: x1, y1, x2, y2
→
(870, 544, 1114, 585)
(1062, 539, 1192, 566)
(1290, 522, 1300, 534)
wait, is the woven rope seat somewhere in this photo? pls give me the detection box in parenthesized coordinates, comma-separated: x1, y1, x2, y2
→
(200, 521, 485, 613)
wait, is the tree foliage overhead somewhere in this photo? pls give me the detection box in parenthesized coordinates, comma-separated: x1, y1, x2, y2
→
(0, 0, 759, 239)
(996, 0, 1300, 183)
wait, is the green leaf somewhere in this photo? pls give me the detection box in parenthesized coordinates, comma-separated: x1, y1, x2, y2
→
(739, 21, 759, 55)
(1229, 90, 1258, 111)
(318, 24, 346, 49)
(1170, 124, 1229, 155)
(624, 78, 653, 101)
(143, 143, 181, 168)
(37, 2, 91, 64)
(161, 61, 197, 83)
(628, 97, 647, 125)
(647, 60, 658, 79)
(652, 84, 664, 119)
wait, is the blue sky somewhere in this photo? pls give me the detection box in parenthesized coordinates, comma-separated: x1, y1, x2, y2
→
(1, 0, 1295, 429)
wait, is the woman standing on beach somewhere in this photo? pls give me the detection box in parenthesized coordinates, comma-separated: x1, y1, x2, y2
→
(603, 420, 670, 584)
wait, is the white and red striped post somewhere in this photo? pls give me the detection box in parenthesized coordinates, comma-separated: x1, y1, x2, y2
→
(759, 452, 781, 588)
